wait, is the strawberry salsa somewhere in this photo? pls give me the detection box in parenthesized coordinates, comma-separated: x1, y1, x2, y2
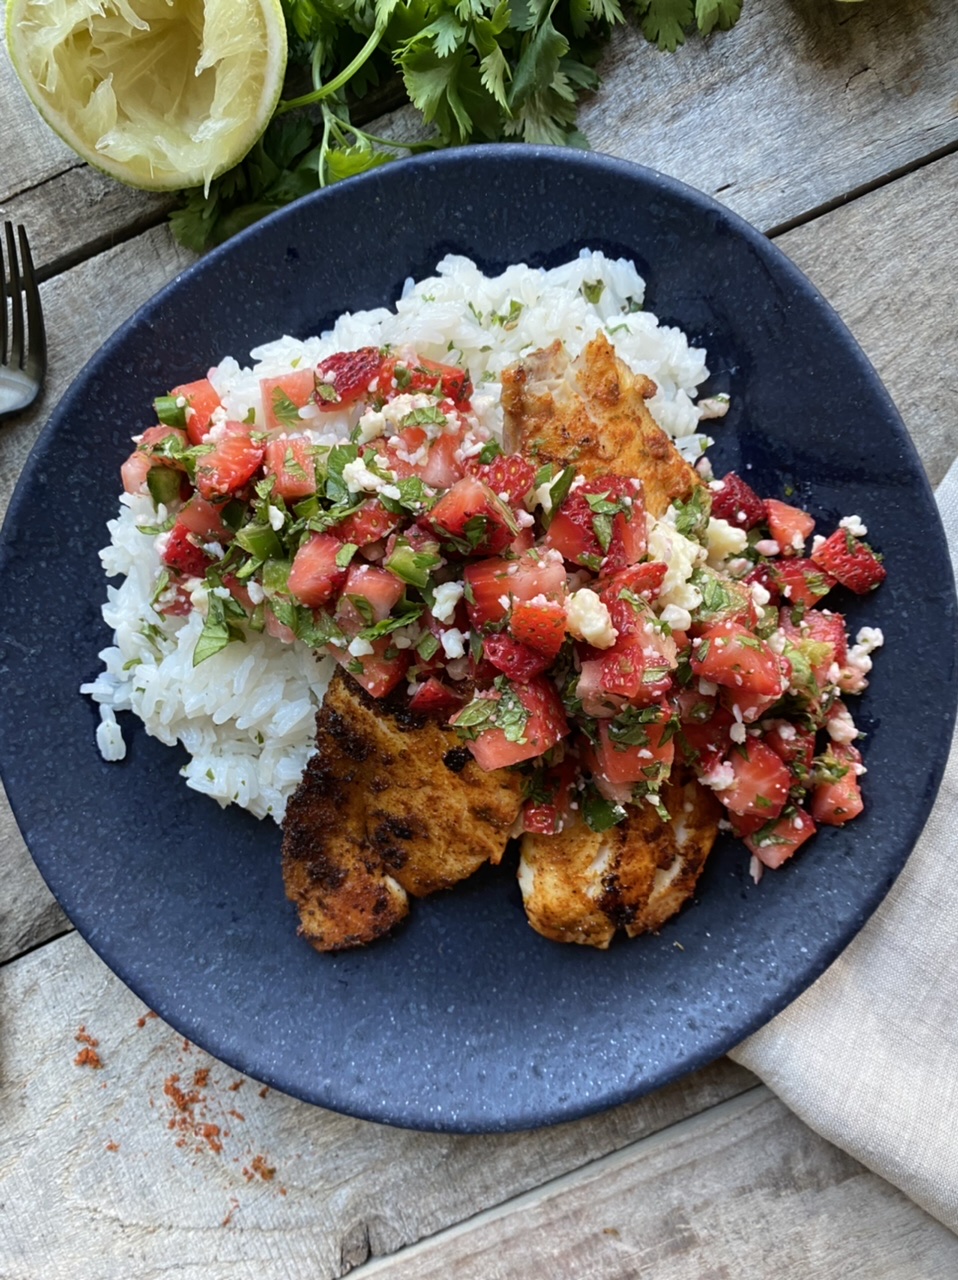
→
(123, 345, 886, 876)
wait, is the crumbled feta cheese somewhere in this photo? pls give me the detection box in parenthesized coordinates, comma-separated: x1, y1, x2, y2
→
(246, 581, 265, 605)
(855, 626, 884, 655)
(201, 540, 226, 559)
(660, 604, 692, 633)
(342, 457, 396, 495)
(839, 514, 868, 538)
(701, 760, 735, 791)
(267, 506, 285, 531)
(647, 517, 706, 613)
(706, 517, 748, 566)
(440, 628, 467, 660)
(749, 580, 771, 608)
(754, 539, 780, 557)
(432, 580, 465, 623)
(698, 679, 718, 696)
(515, 509, 535, 529)
(380, 484, 401, 502)
(826, 703, 859, 744)
(565, 588, 617, 649)
(347, 636, 375, 658)
(729, 722, 747, 745)
(356, 409, 387, 444)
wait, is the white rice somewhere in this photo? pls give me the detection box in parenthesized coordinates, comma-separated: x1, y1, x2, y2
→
(81, 251, 715, 822)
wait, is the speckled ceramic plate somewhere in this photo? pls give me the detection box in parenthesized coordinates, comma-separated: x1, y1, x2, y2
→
(1, 147, 955, 1133)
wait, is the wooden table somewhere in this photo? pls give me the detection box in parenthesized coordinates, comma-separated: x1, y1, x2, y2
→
(2, 1, 957, 1273)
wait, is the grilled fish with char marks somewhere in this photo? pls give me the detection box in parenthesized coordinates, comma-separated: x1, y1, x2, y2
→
(282, 670, 523, 952)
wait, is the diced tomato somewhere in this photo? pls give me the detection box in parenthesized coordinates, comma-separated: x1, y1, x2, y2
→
(335, 637, 410, 698)
(718, 740, 792, 819)
(260, 369, 317, 431)
(745, 807, 817, 867)
(509, 599, 566, 659)
(170, 378, 221, 445)
(691, 620, 786, 698)
(455, 677, 568, 771)
(314, 347, 383, 410)
(176, 494, 233, 541)
(592, 714, 675, 786)
(765, 498, 815, 555)
(768, 558, 835, 608)
(378, 355, 472, 406)
(464, 550, 567, 629)
(331, 499, 400, 547)
(811, 743, 864, 825)
(428, 476, 518, 557)
(337, 563, 405, 630)
(288, 533, 347, 607)
(709, 472, 766, 529)
(483, 632, 552, 682)
(408, 677, 465, 719)
(162, 522, 213, 579)
(195, 424, 265, 501)
(467, 454, 537, 507)
(763, 719, 816, 779)
(811, 528, 887, 593)
(264, 436, 317, 500)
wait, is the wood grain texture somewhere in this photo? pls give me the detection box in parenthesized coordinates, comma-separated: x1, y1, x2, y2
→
(777, 149, 958, 488)
(352, 1088, 958, 1280)
(0, 931, 755, 1280)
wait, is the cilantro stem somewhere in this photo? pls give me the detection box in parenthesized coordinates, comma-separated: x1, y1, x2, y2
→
(276, 23, 387, 114)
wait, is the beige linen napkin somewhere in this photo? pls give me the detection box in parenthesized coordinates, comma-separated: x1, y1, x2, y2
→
(731, 457, 958, 1232)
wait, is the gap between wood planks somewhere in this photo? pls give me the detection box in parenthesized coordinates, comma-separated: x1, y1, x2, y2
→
(347, 1085, 769, 1278)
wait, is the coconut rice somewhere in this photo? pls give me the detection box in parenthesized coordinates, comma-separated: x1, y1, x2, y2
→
(81, 250, 716, 821)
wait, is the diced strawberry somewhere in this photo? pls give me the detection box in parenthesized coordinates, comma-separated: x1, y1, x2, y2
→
(745, 807, 817, 868)
(264, 436, 317, 500)
(121, 425, 189, 495)
(336, 637, 410, 698)
(464, 550, 567, 629)
(603, 488, 647, 571)
(409, 677, 465, 719)
(598, 561, 668, 604)
(717, 656, 790, 723)
(811, 528, 887, 594)
(264, 606, 296, 645)
(337, 563, 405, 631)
(332, 499, 401, 547)
(780, 608, 848, 677)
(176, 495, 233, 541)
(467, 454, 537, 507)
(763, 720, 816, 779)
(509, 599, 566, 659)
(483, 632, 552, 682)
(591, 595, 676, 706)
(260, 369, 317, 431)
(419, 427, 466, 489)
(162, 522, 213, 579)
(674, 696, 734, 773)
(764, 498, 815, 556)
(288, 533, 348, 607)
(811, 742, 864, 825)
(171, 378, 221, 445)
(709, 472, 766, 529)
(691, 620, 786, 698)
(428, 476, 518, 557)
(719, 739, 792, 819)
(378, 355, 472, 406)
(454, 676, 568, 771)
(522, 801, 560, 835)
(576, 659, 624, 718)
(545, 476, 640, 570)
(744, 561, 780, 605)
(592, 713, 675, 787)
(195, 424, 265, 501)
(768, 558, 835, 608)
(314, 347, 383, 410)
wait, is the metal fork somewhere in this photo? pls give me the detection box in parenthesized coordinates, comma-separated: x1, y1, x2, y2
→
(0, 224, 46, 422)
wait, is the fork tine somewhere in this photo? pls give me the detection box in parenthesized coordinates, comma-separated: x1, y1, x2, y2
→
(5, 223, 24, 370)
(0, 225, 7, 365)
(17, 226, 46, 381)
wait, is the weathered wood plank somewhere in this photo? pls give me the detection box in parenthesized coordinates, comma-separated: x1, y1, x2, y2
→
(581, 0, 958, 234)
(0, 930, 755, 1280)
(2, 0, 957, 265)
(777, 149, 958, 488)
(352, 1088, 958, 1280)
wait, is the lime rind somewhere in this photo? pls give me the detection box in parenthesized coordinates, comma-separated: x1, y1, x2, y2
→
(7, 0, 288, 192)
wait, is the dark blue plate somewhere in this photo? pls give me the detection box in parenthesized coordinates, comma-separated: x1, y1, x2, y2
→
(1, 147, 955, 1133)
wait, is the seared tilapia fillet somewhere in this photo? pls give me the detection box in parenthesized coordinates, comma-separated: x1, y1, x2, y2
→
(501, 331, 702, 518)
(282, 670, 523, 952)
(504, 333, 718, 944)
(519, 773, 722, 949)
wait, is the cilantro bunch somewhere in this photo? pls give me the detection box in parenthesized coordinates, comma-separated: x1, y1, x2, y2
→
(171, 0, 743, 253)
